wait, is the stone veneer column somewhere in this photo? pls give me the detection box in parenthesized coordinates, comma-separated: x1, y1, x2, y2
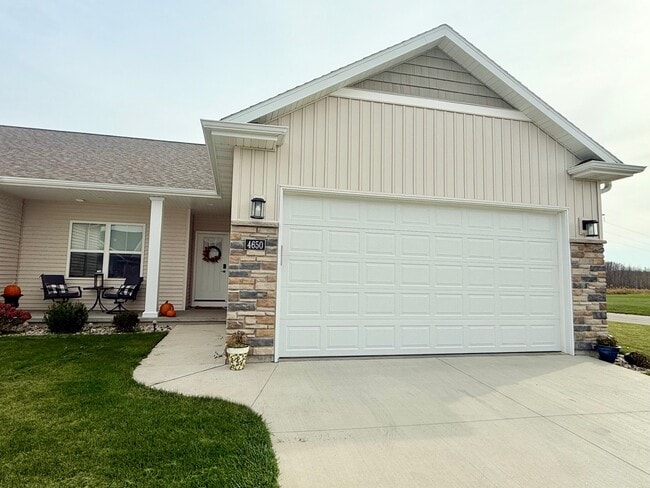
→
(227, 221, 278, 362)
(571, 239, 607, 353)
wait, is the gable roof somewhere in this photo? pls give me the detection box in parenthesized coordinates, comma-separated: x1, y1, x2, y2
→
(0, 125, 215, 191)
(221, 24, 630, 166)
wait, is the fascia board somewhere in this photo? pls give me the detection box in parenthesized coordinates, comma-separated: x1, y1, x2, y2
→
(567, 161, 646, 181)
(0, 176, 221, 198)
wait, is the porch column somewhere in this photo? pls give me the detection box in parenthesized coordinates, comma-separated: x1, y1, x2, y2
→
(142, 197, 164, 319)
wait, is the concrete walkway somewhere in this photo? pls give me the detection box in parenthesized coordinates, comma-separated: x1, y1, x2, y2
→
(609, 312, 650, 325)
(134, 324, 650, 487)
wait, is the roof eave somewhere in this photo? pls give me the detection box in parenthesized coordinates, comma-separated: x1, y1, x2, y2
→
(218, 24, 628, 167)
(567, 161, 646, 182)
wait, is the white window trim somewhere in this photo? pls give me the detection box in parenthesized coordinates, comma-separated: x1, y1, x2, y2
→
(66, 220, 146, 279)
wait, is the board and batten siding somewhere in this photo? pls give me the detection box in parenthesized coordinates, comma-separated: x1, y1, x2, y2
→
(352, 47, 512, 109)
(16, 200, 190, 311)
(231, 95, 599, 238)
(0, 191, 23, 286)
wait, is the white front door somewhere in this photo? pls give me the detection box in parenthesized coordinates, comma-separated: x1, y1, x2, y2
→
(192, 232, 229, 306)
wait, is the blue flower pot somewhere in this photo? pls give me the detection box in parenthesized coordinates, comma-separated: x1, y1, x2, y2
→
(596, 345, 620, 363)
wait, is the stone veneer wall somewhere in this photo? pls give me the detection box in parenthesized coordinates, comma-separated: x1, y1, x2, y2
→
(571, 239, 607, 353)
(227, 222, 278, 362)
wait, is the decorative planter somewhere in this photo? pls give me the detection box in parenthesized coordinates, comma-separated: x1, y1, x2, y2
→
(226, 346, 250, 371)
(596, 345, 621, 363)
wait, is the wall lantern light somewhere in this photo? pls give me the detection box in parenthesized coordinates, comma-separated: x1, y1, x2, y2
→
(581, 219, 599, 238)
(250, 197, 266, 220)
(93, 270, 104, 288)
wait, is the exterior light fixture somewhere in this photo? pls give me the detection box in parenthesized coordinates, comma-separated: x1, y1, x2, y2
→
(93, 270, 104, 288)
(250, 197, 266, 219)
(581, 219, 599, 237)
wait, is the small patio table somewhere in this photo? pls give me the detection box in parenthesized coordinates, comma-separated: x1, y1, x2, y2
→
(83, 286, 109, 312)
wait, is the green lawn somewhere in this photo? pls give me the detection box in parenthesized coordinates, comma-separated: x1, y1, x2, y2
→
(0, 333, 278, 488)
(609, 322, 650, 357)
(607, 293, 650, 315)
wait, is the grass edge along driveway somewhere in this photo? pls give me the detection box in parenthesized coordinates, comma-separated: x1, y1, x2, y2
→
(607, 293, 650, 316)
(0, 333, 278, 488)
(609, 321, 650, 357)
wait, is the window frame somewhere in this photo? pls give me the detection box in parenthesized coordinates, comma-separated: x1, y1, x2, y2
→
(66, 220, 146, 279)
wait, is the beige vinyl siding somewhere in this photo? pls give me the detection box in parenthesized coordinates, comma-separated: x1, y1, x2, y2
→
(17, 201, 190, 311)
(0, 191, 23, 286)
(352, 47, 512, 109)
(233, 96, 598, 238)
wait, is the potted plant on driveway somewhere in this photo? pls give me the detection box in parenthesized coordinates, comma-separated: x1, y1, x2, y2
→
(595, 334, 620, 363)
(226, 330, 250, 371)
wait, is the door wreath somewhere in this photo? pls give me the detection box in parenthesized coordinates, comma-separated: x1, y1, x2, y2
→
(202, 245, 222, 263)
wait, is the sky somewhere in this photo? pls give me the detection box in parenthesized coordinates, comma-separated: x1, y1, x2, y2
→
(1, 0, 649, 267)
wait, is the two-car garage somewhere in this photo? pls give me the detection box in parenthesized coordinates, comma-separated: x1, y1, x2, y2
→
(277, 191, 572, 358)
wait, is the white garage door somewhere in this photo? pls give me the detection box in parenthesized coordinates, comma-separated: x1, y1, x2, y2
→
(278, 193, 566, 358)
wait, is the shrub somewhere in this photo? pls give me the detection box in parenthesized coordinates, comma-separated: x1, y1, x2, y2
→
(0, 303, 32, 334)
(596, 334, 618, 347)
(112, 311, 140, 333)
(226, 330, 248, 348)
(44, 302, 88, 333)
(624, 352, 650, 369)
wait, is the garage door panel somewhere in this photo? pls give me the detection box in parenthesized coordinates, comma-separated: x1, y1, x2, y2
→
(467, 325, 498, 347)
(327, 261, 360, 285)
(401, 234, 430, 256)
(286, 291, 322, 315)
(467, 294, 496, 315)
(365, 293, 396, 315)
(467, 266, 496, 288)
(497, 239, 526, 261)
(528, 240, 558, 264)
(467, 238, 495, 259)
(529, 267, 556, 288)
(327, 292, 360, 315)
(287, 228, 323, 252)
(435, 293, 464, 315)
(285, 327, 321, 352)
(400, 326, 431, 348)
(279, 194, 565, 357)
(401, 264, 430, 286)
(401, 293, 431, 315)
(287, 260, 322, 284)
(434, 236, 463, 257)
(364, 327, 396, 349)
(366, 233, 396, 255)
(326, 326, 359, 350)
(435, 265, 463, 287)
(327, 230, 360, 255)
(365, 263, 396, 285)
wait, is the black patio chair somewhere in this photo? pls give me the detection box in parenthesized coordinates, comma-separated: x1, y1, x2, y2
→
(40, 274, 83, 302)
(102, 273, 143, 313)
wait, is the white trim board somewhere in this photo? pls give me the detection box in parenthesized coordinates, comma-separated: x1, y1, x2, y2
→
(0, 176, 220, 199)
(332, 88, 530, 121)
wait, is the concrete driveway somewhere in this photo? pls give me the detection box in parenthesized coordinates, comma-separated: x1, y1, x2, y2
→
(135, 324, 650, 487)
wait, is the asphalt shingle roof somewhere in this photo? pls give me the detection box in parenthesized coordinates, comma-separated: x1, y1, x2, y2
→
(0, 125, 215, 191)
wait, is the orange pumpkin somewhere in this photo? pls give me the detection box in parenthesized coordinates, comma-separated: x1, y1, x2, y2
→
(165, 309, 177, 317)
(3, 283, 21, 297)
(159, 301, 174, 316)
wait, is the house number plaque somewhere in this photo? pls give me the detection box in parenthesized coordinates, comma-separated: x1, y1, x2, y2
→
(245, 239, 266, 251)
